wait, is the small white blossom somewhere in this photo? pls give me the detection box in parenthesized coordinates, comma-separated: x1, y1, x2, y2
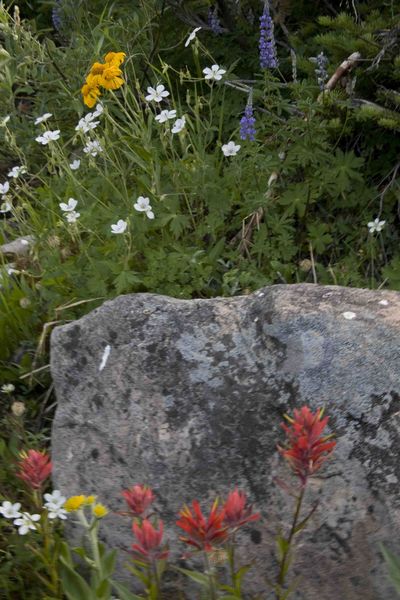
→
(342, 311, 356, 320)
(145, 85, 170, 103)
(0, 181, 10, 195)
(171, 116, 186, 134)
(47, 505, 68, 520)
(59, 198, 78, 212)
(0, 501, 21, 519)
(13, 512, 40, 535)
(0, 201, 11, 213)
(35, 130, 61, 145)
(1, 383, 15, 394)
(8, 165, 27, 178)
(111, 219, 128, 234)
(222, 141, 241, 156)
(44, 490, 68, 519)
(367, 217, 385, 234)
(155, 109, 177, 124)
(203, 64, 226, 81)
(93, 103, 104, 118)
(134, 196, 155, 219)
(69, 159, 81, 170)
(185, 27, 202, 47)
(75, 116, 100, 134)
(65, 211, 80, 223)
(34, 112, 52, 125)
(83, 140, 103, 157)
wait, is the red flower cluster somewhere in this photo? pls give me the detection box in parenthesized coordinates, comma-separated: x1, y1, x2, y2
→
(177, 491, 260, 552)
(278, 406, 336, 484)
(122, 484, 155, 517)
(16, 449, 52, 490)
(132, 519, 169, 563)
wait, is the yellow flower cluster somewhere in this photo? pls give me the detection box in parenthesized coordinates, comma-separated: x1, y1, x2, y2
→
(81, 52, 126, 108)
(64, 494, 108, 519)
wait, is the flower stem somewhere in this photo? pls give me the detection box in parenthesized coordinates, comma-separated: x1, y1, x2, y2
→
(276, 484, 306, 598)
(203, 551, 217, 600)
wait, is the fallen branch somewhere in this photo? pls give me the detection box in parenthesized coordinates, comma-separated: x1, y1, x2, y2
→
(324, 51, 361, 92)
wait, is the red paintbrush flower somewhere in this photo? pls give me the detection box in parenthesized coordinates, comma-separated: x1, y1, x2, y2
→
(132, 519, 169, 563)
(278, 406, 336, 484)
(122, 484, 155, 517)
(16, 449, 52, 490)
(223, 488, 260, 530)
(176, 499, 228, 552)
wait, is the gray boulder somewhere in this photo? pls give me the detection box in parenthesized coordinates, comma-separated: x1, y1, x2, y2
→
(50, 284, 400, 599)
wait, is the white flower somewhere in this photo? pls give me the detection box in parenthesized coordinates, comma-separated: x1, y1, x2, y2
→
(145, 84, 170, 103)
(0, 201, 12, 213)
(111, 219, 128, 234)
(13, 512, 40, 535)
(342, 311, 356, 320)
(1, 383, 15, 394)
(185, 27, 202, 47)
(35, 130, 61, 145)
(69, 159, 81, 170)
(65, 211, 80, 223)
(203, 64, 226, 81)
(155, 109, 177, 124)
(44, 490, 68, 519)
(222, 141, 241, 156)
(134, 196, 155, 219)
(93, 103, 104, 118)
(59, 198, 78, 212)
(0, 501, 21, 519)
(171, 116, 186, 134)
(367, 217, 385, 234)
(34, 112, 52, 125)
(47, 505, 68, 520)
(75, 116, 100, 134)
(8, 165, 27, 178)
(0, 181, 10, 195)
(83, 140, 103, 157)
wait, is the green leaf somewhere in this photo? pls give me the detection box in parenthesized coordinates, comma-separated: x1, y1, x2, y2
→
(111, 580, 144, 600)
(95, 578, 111, 599)
(60, 556, 95, 600)
(59, 542, 74, 569)
(101, 549, 117, 579)
(175, 567, 210, 586)
(114, 270, 141, 294)
(381, 544, 400, 592)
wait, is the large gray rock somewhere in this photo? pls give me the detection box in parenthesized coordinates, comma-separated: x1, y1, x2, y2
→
(50, 284, 400, 599)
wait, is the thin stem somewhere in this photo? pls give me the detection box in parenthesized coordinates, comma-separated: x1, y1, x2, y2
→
(203, 551, 217, 600)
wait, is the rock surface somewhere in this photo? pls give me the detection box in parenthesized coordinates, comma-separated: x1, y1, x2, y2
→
(51, 284, 400, 599)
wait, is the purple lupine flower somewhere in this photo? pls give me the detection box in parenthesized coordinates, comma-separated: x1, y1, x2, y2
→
(52, 0, 63, 31)
(240, 101, 256, 141)
(311, 52, 329, 90)
(259, 1, 278, 69)
(208, 5, 223, 35)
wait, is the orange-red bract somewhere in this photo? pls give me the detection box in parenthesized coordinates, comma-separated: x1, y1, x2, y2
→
(176, 499, 228, 552)
(16, 449, 52, 490)
(122, 484, 155, 517)
(131, 519, 169, 562)
(223, 488, 260, 529)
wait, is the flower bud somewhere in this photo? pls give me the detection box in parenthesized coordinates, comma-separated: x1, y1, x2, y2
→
(11, 401, 25, 417)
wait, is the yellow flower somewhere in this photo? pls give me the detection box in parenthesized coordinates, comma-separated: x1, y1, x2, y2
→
(64, 495, 86, 512)
(93, 503, 108, 518)
(90, 62, 106, 75)
(100, 65, 124, 91)
(104, 51, 126, 67)
(85, 495, 96, 505)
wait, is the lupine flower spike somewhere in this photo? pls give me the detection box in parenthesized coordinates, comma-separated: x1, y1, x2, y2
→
(259, 1, 278, 69)
(223, 489, 260, 530)
(278, 406, 336, 484)
(176, 499, 228, 551)
(240, 95, 256, 141)
(16, 449, 52, 490)
(208, 6, 223, 35)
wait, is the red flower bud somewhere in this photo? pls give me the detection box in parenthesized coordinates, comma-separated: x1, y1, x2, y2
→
(223, 488, 260, 530)
(122, 484, 155, 517)
(132, 519, 169, 562)
(16, 449, 52, 490)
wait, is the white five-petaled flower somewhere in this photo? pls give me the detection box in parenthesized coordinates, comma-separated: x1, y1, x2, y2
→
(69, 159, 81, 170)
(0, 201, 11, 213)
(203, 64, 226, 81)
(155, 109, 177, 124)
(1, 383, 15, 394)
(0, 501, 22, 519)
(134, 196, 155, 219)
(145, 85, 170, 103)
(59, 198, 78, 212)
(35, 130, 61, 145)
(367, 217, 385, 234)
(93, 103, 104, 118)
(111, 219, 128, 234)
(34, 112, 53, 125)
(8, 165, 27, 178)
(83, 140, 103, 157)
(13, 512, 40, 535)
(65, 211, 80, 224)
(44, 490, 68, 520)
(0, 181, 9, 195)
(185, 27, 202, 47)
(222, 141, 241, 157)
(171, 116, 186, 134)
(75, 116, 100, 134)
